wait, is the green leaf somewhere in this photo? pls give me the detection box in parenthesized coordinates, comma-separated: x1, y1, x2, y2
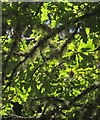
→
(51, 20, 56, 28)
(85, 27, 90, 36)
(41, 3, 48, 22)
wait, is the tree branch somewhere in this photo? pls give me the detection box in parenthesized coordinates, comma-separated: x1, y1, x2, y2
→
(53, 83, 100, 119)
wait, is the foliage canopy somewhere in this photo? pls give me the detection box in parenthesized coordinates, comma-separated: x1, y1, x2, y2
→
(1, 2, 100, 120)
